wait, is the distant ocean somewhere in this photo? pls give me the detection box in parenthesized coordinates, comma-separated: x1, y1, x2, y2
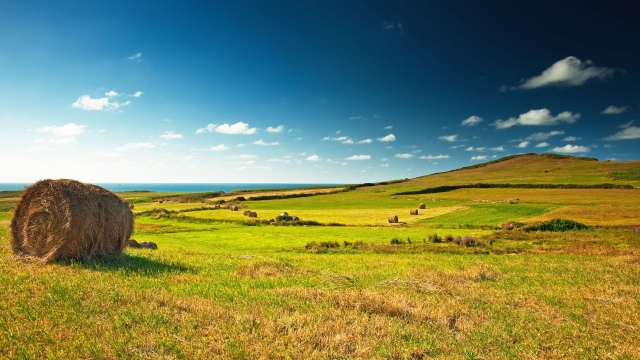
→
(0, 183, 340, 193)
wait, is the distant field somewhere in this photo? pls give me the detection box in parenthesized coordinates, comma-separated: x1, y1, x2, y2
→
(1, 154, 640, 358)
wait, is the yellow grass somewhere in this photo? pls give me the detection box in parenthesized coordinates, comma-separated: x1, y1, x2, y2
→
(525, 205, 640, 226)
(185, 206, 468, 226)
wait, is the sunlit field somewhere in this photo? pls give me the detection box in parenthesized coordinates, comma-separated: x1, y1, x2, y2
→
(1, 154, 640, 358)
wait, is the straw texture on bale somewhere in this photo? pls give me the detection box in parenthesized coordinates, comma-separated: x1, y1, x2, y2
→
(419, 203, 426, 209)
(388, 215, 398, 223)
(10, 179, 134, 263)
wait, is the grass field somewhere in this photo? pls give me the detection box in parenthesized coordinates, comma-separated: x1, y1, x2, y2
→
(1, 154, 640, 358)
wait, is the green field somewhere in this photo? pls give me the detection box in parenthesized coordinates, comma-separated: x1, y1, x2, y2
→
(1, 154, 640, 358)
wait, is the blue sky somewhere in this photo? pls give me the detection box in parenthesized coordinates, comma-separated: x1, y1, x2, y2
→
(1, 1, 639, 183)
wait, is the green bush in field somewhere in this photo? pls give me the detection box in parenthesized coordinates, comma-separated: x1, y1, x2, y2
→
(524, 218, 588, 232)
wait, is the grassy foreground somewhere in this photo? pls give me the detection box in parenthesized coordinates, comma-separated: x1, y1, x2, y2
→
(1, 154, 640, 359)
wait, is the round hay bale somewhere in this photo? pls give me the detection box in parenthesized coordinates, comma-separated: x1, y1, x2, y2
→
(139, 241, 158, 250)
(127, 239, 142, 248)
(410, 209, 418, 215)
(388, 215, 398, 223)
(230, 205, 239, 211)
(419, 203, 426, 209)
(243, 210, 251, 216)
(292, 216, 300, 221)
(248, 211, 257, 218)
(10, 179, 134, 263)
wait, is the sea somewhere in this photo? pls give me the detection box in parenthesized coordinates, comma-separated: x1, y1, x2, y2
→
(0, 183, 340, 193)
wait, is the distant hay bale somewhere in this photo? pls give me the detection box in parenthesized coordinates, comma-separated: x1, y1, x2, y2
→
(248, 211, 257, 218)
(230, 205, 239, 211)
(139, 241, 158, 250)
(127, 239, 142, 248)
(10, 179, 134, 263)
(410, 209, 418, 215)
(419, 203, 426, 209)
(243, 210, 251, 216)
(388, 215, 398, 223)
(291, 216, 300, 221)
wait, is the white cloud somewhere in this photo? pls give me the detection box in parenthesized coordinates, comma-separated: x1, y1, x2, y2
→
(349, 116, 363, 120)
(72, 95, 130, 111)
(523, 130, 565, 141)
(85, 151, 123, 158)
(461, 115, 483, 126)
(210, 144, 229, 151)
(128, 52, 142, 60)
(465, 146, 486, 152)
(381, 163, 389, 167)
(603, 121, 640, 140)
(98, 129, 106, 133)
(345, 155, 371, 160)
(160, 131, 182, 139)
(253, 139, 279, 146)
(384, 125, 393, 129)
(551, 144, 590, 153)
(493, 109, 580, 129)
(229, 154, 257, 159)
(105, 90, 120, 97)
(237, 143, 245, 147)
(342, 139, 354, 144)
(470, 155, 487, 161)
(394, 153, 414, 159)
(517, 56, 616, 89)
(117, 142, 154, 151)
(235, 166, 247, 170)
(438, 135, 458, 142)
(215, 122, 257, 135)
(132, 91, 144, 98)
(306, 155, 320, 161)
(266, 125, 284, 133)
(195, 122, 257, 135)
(377, 134, 396, 142)
(562, 136, 581, 141)
(419, 155, 449, 159)
(516, 141, 530, 148)
(535, 142, 549, 147)
(358, 139, 372, 144)
(36, 123, 86, 136)
(374, 115, 381, 119)
(43, 137, 75, 146)
(490, 146, 504, 151)
(601, 105, 628, 115)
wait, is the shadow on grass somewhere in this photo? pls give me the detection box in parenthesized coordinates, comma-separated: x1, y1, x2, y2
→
(68, 252, 196, 276)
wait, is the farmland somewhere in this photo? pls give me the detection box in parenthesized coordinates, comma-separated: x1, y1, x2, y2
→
(1, 154, 640, 359)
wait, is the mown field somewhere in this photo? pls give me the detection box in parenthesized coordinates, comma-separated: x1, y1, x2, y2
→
(1, 154, 640, 359)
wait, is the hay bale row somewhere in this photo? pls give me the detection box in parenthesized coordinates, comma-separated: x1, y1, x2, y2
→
(410, 209, 419, 215)
(10, 179, 134, 263)
(419, 203, 426, 209)
(388, 215, 398, 223)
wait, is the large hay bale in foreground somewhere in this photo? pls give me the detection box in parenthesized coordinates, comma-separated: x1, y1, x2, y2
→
(10, 179, 134, 263)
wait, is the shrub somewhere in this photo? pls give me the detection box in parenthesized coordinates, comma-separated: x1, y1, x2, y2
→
(460, 236, 481, 247)
(444, 234, 454, 242)
(453, 236, 462, 244)
(524, 218, 588, 232)
(305, 241, 340, 251)
(390, 237, 405, 245)
(428, 233, 442, 243)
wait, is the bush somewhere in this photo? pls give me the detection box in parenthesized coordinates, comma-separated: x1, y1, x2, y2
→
(453, 236, 462, 244)
(305, 241, 340, 251)
(524, 218, 588, 232)
(444, 234, 454, 242)
(500, 222, 524, 231)
(428, 233, 442, 243)
(390, 237, 405, 245)
(458, 236, 482, 247)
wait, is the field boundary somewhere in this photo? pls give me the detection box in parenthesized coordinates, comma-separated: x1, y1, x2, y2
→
(396, 182, 635, 195)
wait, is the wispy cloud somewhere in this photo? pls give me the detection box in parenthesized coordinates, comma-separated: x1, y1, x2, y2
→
(519, 130, 565, 141)
(470, 155, 487, 161)
(117, 142, 154, 151)
(72, 95, 130, 111)
(306, 155, 320, 161)
(345, 155, 371, 160)
(36, 123, 86, 136)
(516, 141, 530, 148)
(160, 131, 182, 139)
(377, 134, 396, 142)
(419, 155, 449, 159)
(535, 142, 549, 147)
(253, 139, 279, 146)
(382, 21, 404, 35)
(601, 105, 628, 115)
(562, 136, 581, 141)
(603, 121, 640, 140)
(384, 125, 392, 129)
(551, 144, 590, 153)
(128, 52, 142, 61)
(438, 135, 458, 142)
(132, 91, 144, 98)
(210, 144, 229, 151)
(105, 90, 120, 97)
(461, 115, 483, 126)
(358, 139, 372, 144)
(196, 122, 257, 135)
(394, 153, 414, 159)
(493, 109, 579, 129)
(505, 56, 616, 90)
(229, 154, 256, 159)
(265, 125, 284, 133)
